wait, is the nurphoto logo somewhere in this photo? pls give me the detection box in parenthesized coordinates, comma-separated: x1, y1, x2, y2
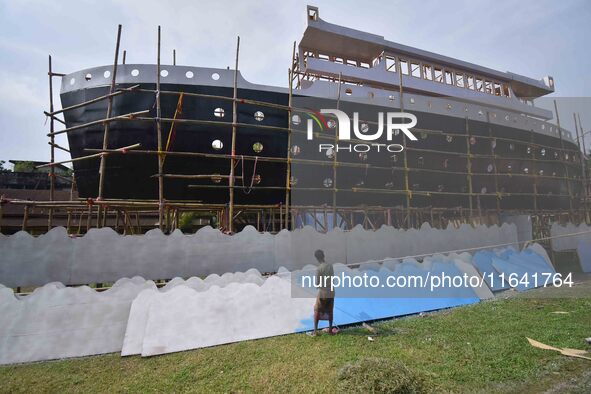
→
(306, 109, 418, 154)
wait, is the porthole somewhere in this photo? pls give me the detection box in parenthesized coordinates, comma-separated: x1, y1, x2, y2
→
(252, 142, 263, 153)
(565, 153, 569, 160)
(505, 115, 510, 121)
(388, 95, 395, 101)
(84, 73, 92, 81)
(211, 139, 223, 150)
(327, 119, 336, 129)
(323, 178, 333, 188)
(527, 146, 532, 155)
(417, 156, 424, 166)
(391, 154, 398, 163)
(185, 71, 194, 78)
(131, 69, 140, 77)
(465, 106, 469, 112)
(290, 145, 301, 156)
(540, 148, 546, 156)
(437, 184, 444, 192)
(290, 176, 298, 186)
(345, 88, 352, 96)
(358, 152, 368, 161)
(469, 136, 476, 145)
(481, 187, 487, 194)
(487, 164, 493, 173)
(413, 183, 420, 190)
(104, 70, 111, 79)
(541, 124, 545, 130)
(443, 159, 449, 168)
(325, 147, 335, 159)
(211, 72, 220, 80)
(253, 174, 262, 185)
(539, 169, 544, 176)
(420, 132, 427, 140)
(447, 103, 452, 109)
(523, 167, 529, 174)
(410, 98, 416, 104)
(491, 139, 497, 149)
(69, 78, 75, 85)
(385, 182, 394, 189)
(478, 110, 484, 116)
(160, 69, 169, 77)
(254, 111, 264, 122)
(507, 164, 512, 172)
(509, 143, 515, 151)
(393, 129, 400, 136)
(214, 108, 225, 118)
(360, 123, 369, 133)
(291, 114, 301, 125)
(446, 135, 453, 143)
(554, 152, 559, 159)
(211, 174, 222, 184)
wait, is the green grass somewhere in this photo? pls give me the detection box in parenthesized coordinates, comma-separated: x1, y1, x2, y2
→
(1, 285, 590, 393)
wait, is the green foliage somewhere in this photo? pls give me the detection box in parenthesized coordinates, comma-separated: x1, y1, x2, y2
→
(178, 212, 197, 233)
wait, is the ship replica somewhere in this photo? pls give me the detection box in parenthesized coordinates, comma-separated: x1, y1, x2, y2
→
(58, 6, 584, 230)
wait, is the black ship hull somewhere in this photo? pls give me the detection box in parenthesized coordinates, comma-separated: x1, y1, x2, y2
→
(61, 82, 583, 211)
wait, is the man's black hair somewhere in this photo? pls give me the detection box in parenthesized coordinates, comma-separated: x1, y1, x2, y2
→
(314, 249, 325, 262)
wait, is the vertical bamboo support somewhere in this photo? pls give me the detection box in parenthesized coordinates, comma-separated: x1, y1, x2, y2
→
(553, 100, 573, 212)
(173, 49, 176, 66)
(228, 36, 240, 233)
(486, 112, 501, 215)
(285, 41, 296, 230)
(156, 26, 165, 231)
(332, 72, 342, 230)
(98, 25, 122, 201)
(48, 55, 55, 230)
(529, 128, 538, 213)
(464, 117, 474, 217)
(22, 205, 29, 232)
(122, 50, 126, 64)
(574, 113, 587, 204)
(398, 69, 411, 228)
(578, 113, 588, 203)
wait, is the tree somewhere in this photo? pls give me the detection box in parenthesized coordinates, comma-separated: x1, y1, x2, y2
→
(0, 160, 11, 173)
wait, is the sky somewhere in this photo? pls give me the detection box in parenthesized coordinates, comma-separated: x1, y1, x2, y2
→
(1, 0, 590, 166)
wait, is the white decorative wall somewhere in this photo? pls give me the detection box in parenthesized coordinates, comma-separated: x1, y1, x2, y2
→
(0, 223, 518, 288)
(550, 222, 591, 251)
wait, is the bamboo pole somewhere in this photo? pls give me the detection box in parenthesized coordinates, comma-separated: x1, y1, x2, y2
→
(173, 49, 176, 65)
(48, 110, 149, 136)
(574, 112, 587, 203)
(486, 112, 501, 214)
(48, 85, 139, 117)
(37, 143, 141, 168)
(122, 50, 126, 64)
(285, 41, 296, 230)
(48, 55, 55, 230)
(98, 24, 122, 200)
(464, 117, 474, 216)
(228, 36, 240, 233)
(22, 205, 29, 232)
(398, 68, 410, 228)
(553, 100, 573, 212)
(156, 26, 164, 231)
(332, 72, 342, 230)
(48, 142, 70, 153)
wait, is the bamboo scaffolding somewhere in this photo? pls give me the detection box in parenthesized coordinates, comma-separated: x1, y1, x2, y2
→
(48, 110, 150, 136)
(228, 36, 240, 233)
(156, 26, 164, 231)
(574, 113, 588, 203)
(285, 41, 296, 230)
(85, 147, 581, 182)
(98, 24, 122, 201)
(398, 70, 410, 227)
(48, 85, 140, 117)
(48, 55, 55, 230)
(553, 100, 574, 212)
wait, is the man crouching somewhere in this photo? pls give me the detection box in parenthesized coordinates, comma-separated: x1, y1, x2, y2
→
(312, 249, 336, 336)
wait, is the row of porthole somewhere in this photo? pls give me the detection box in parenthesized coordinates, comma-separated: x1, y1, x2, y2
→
(214, 108, 265, 122)
(211, 139, 264, 153)
(331, 89, 565, 137)
(70, 69, 222, 85)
